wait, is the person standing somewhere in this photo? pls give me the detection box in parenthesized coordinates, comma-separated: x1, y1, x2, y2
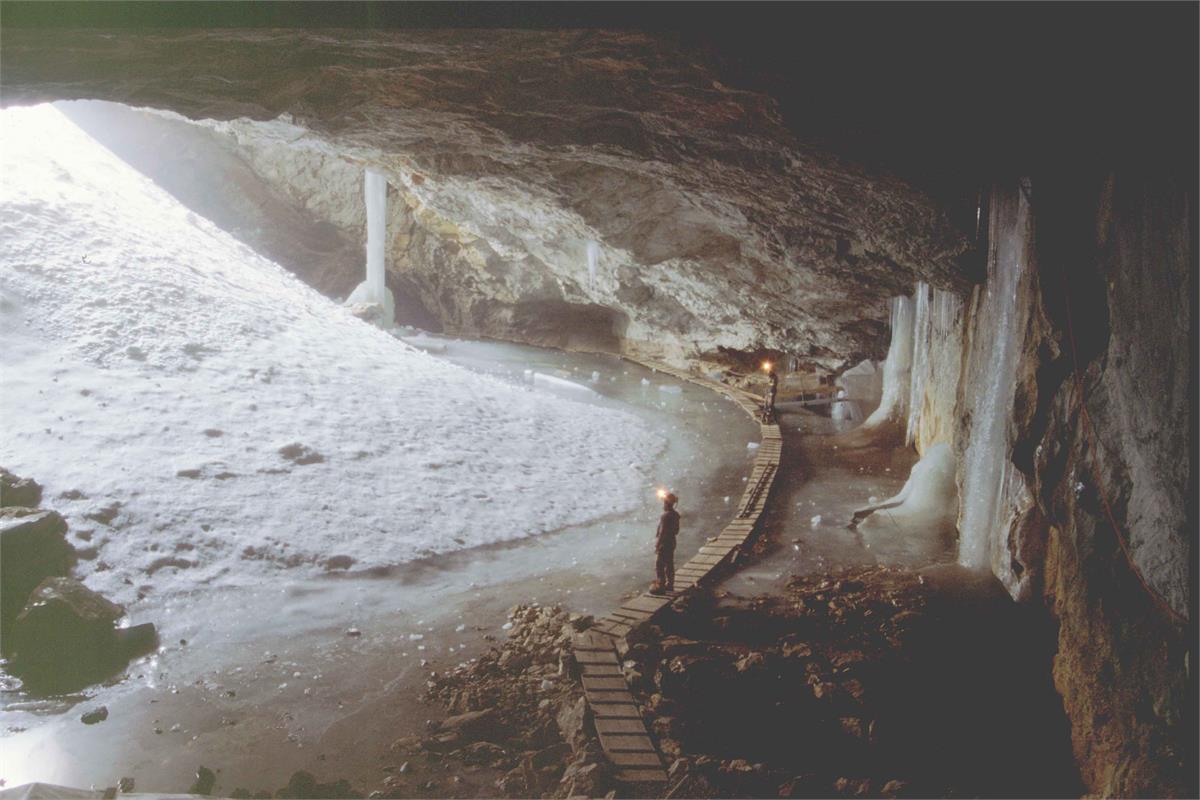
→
(653, 491, 680, 594)
(763, 361, 779, 422)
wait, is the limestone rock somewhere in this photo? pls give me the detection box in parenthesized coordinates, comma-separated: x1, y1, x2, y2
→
(0, 468, 42, 508)
(0, 508, 74, 637)
(9, 576, 125, 690)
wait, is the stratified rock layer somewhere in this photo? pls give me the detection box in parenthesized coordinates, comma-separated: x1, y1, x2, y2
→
(0, 28, 971, 370)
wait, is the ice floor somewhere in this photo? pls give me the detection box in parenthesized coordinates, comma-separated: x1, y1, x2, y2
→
(0, 104, 666, 605)
(0, 105, 760, 792)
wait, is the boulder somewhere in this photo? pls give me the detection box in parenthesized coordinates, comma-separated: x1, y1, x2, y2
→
(0, 508, 74, 638)
(558, 757, 611, 799)
(0, 468, 43, 508)
(555, 695, 589, 751)
(190, 766, 216, 796)
(81, 705, 109, 725)
(436, 708, 501, 741)
(9, 576, 135, 691)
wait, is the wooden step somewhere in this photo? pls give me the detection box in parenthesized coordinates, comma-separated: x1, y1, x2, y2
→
(620, 595, 672, 613)
(586, 690, 636, 704)
(615, 768, 668, 783)
(582, 663, 623, 677)
(595, 717, 650, 735)
(608, 751, 662, 767)
(593, 703, 643, 719)
(598, 732, 656, 752)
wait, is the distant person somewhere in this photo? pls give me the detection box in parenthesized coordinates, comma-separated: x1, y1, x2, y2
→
(762, 361, 778, 422)
(651, 491, 679, 594)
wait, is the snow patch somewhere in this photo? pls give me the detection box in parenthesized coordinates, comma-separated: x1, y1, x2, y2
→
(0, 105, 664, 604)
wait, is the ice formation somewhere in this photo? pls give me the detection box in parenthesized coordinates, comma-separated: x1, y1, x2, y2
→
(345, 168, 396, 324)
(586, 239, 600, 290)
(957, 187, 1030, 573)
(863, 296, 915, 427)
(856, 443, 958, 561)
(0, 105, 663, 604)
(905, 282, 931, 444)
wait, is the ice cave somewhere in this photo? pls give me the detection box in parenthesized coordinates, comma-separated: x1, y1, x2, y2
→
(0, 4, 1194, 799)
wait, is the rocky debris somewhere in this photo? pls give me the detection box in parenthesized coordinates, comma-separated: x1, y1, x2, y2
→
(80, 705, 109, 725)
(0, 507, 74, 637)
(390, 603, 613, 799)
(189, 766, 216, 796)
(117, 777, 135, 794)
(9, 576, 155, 692)
(0, 467, 43, 508)
(628, 567, 1080, 798)
(347, 303, 388, 327)
(274, 770, 361, 799)
(278, 443, 325, 466)
(84, 501, 122, 526)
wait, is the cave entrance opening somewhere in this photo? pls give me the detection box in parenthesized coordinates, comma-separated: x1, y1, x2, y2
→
(52, 99, 439, 330)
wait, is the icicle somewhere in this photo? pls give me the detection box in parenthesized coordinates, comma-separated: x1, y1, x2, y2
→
(906, 282, 930, 445)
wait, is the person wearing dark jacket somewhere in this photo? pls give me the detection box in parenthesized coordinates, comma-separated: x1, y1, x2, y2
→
(762, 361, 779, 422)
(653, 491, 679, 593)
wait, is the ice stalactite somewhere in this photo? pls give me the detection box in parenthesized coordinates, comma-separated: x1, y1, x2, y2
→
(956, 184, 1031, 575)
(863, 295, 915, 428)
(346, 168, 396, 325)
(905, 282, 931, 446)
(912, 287, 967, 452)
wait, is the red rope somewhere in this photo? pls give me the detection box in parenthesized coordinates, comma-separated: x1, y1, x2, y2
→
(1060, 270, 1188, 627)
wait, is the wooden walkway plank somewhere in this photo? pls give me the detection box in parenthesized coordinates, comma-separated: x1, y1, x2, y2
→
(596, 718, 650, 734)
(598, 732, 656, 752)
(572, 356, 787, 784)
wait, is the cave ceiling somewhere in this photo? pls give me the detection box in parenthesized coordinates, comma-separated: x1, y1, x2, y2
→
(2, 28, 976, 369)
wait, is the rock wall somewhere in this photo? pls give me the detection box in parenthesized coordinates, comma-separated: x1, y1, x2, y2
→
(858, 176, 1193, 796)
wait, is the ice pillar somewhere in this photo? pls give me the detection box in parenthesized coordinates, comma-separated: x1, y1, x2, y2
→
(346, 167, 395, 325)
(365, 168, 388, 301)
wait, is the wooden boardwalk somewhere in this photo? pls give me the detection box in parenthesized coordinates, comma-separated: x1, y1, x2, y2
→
(571, 359, 784, 789)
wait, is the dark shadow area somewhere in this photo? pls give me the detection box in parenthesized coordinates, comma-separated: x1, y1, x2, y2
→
(631, 567, 1081, 798)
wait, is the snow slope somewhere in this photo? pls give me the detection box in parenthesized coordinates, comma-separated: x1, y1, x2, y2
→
(0, 105, 663, 604)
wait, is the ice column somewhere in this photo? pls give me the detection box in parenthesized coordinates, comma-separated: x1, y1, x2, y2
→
(957, 185, 1030, 572)
(346, 168, 395, 325)
(586, 240, 600, 291)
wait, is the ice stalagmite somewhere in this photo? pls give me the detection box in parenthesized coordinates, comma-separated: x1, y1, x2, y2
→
(863, 295, 915, 427)
(346, 168, 395, 325)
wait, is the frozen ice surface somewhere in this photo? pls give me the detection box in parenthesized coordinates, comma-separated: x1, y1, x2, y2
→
(532, 372, 597, 395)
(0, 105, 664, 605)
